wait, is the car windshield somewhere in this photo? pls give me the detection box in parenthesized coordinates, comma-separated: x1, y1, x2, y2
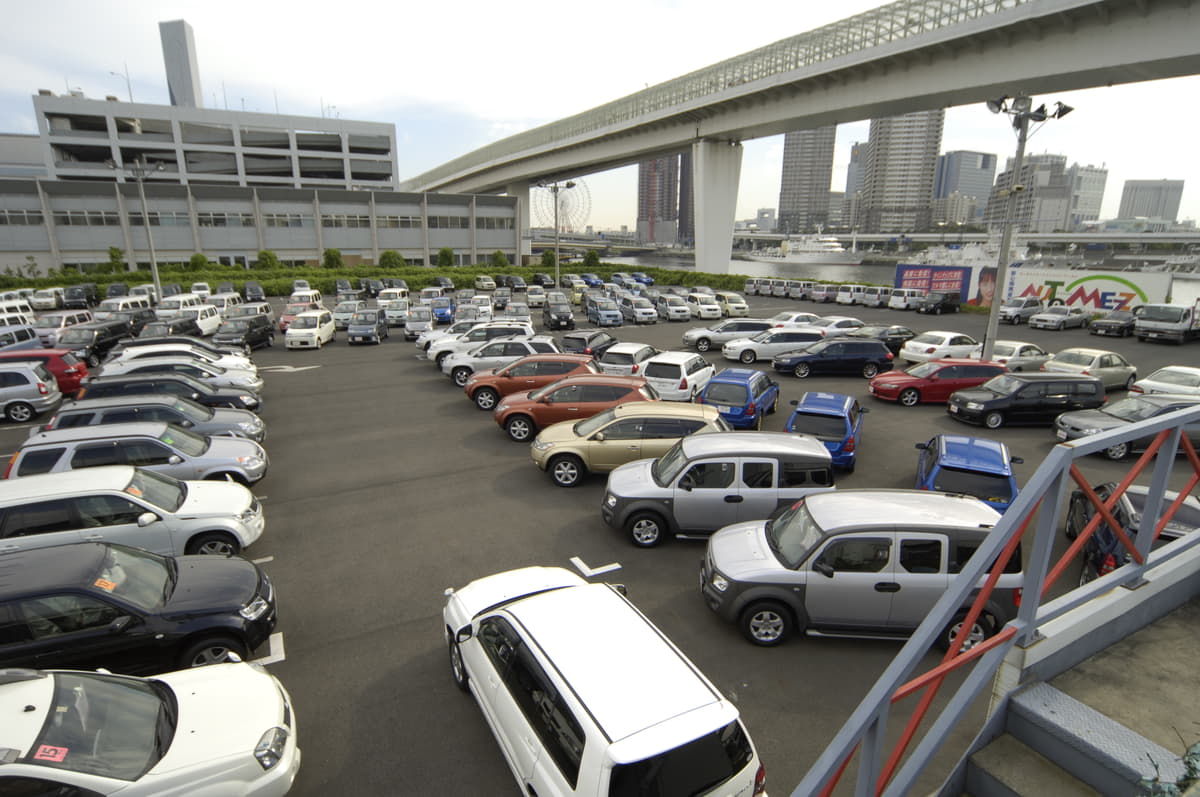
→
(173, 398, 212, 421)
(1002, 299, 1027, 308)
(651, 440, 691, 486)
(981, 374, 1023, 394)
(904, 361, 940, 378)
(219, 320, 250, 333)
(610, 719, 753, 797)
(632, 298, 652, 308)
(1102, 311, 1135, 322)
(291, 316, 319, 329)
(27, 671, 175, 781)
(335, 302, 361, 312)
(1044, 307, 1068, 316)
(33, 316, 62, 328)
(59, 328, 96, 344)
(549, 303, 571, 313)
(529, 378, 569, 400)
(351, 312, 378, 324)
(855, 326, 887, 336)
(1140, 306, 1186, 323)
(408, 309, 431, 322)
(573, 407, 617, 438)
(91, 545, 175, 611)
(159, 300, 182, 310)
(789, 412, 846, 440)
(126, 468, 186, 512)
(911, 333, 944, 345)
(1146, 368, 1200, 388)
(283, 303, 311, 315)
(765, 500, 825, 569)
(933, 466, 1015, 503)
(665, 296, 685, 306)
(1051, 351, 1094, 366)
(158, 425, 208, 456)
(431, 298, 451, 309)
(748, 330, 774, 342)
(695, 295, 717, 305)
(1103, 396, 1169, 421)
(139, 323, 170, 336)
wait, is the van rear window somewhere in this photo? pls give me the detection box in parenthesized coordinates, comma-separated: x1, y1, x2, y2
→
(609, 720, 753, 797)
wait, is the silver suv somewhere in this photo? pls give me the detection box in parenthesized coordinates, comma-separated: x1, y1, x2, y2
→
(0, 363, 62, 423)
(997, 296, 1045, 325)
(427, 321, 536, 369)
(12, 421, 268, 485)
(442, 335, 560, 387)
(601, 432, 834, 547)
(700, 490, 1021, 648)
(681, 319, 774, 353)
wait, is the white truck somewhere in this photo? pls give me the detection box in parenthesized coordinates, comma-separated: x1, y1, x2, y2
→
(1134, 300, 1200, 344)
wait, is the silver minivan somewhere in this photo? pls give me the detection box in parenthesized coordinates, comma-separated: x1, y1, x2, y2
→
(0, 362, 62, 423)
(11, 421, 268, 484)
(601, 432, 834, 547)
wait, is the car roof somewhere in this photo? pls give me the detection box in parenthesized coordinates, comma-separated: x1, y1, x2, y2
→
(25, 421, 172, 445)
(928, 358, 1004, 367)
(545, 374, 647, 387)
(0, 542, 111, 597)
(679, 431, 829, 460)
(645, 350, 702, 364)
(1055, 347, 1110, 357)
(610, 400, 720, 420)
(793, 391, 855, 415)
(604, 342, 655, 353)
(0, 465, 138, 500)
(933, 435, 1013, 475)
(805, 489, 1000, 531)
(513, 353, 593, 363)
(709, 368, 761, 383)
(54, 394, 181, 412)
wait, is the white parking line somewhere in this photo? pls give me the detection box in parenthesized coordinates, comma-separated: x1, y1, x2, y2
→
(570, 556, 621, 578)
(252, 632, 286, 665)
(251, 556, 274, 564)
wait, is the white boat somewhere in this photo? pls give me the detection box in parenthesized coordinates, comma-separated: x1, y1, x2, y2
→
(744, 234, 863, 265)
(909, 241, 1028, 268)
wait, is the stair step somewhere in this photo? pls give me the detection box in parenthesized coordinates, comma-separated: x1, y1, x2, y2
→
(966, 733, 1099, 797)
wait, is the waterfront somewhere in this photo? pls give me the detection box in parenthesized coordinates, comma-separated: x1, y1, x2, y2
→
(605, 253, 902, 284)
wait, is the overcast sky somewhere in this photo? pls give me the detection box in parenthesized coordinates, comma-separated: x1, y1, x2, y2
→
(2, 0, 1196, 230)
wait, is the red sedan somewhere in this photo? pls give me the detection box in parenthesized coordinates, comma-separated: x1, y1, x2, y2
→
(493, 374, 658, 441)
(867, 358, 1007, 407)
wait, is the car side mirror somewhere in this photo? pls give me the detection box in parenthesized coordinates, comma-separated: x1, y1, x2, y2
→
(789, 399, 798, 407)
(180, 420, 193, 428)
(137, 512, 158, 527)
(914, 442, 927, 450)
(108, 615, 134, 634)
(167, 455, 183, 465)
(455, 625, 473, 643)
(1011, 457, 1024, 464)
(592, 432, 605, 442)
(814, 561, 835, 578)
(861, 407, 869, 413)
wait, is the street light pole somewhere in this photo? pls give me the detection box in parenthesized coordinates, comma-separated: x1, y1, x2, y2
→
(540, 180, 575, 288)
(110, 157, 165, 304)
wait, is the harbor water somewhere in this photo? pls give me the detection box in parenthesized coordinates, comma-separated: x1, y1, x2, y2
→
(604, 254, 901, 285)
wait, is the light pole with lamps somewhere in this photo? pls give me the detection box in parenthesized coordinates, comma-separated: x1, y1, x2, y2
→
(538, 180, 575, 288)
(110, 63, 133, 102)
(979, 95, 1073, 361)
(108, 157, 165, 304)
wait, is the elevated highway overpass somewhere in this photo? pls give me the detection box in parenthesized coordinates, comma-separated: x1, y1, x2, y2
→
(402, 0, 1200, 274)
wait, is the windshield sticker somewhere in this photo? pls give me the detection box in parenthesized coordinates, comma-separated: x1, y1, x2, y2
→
(34, 745, 69, 762)
(125, 486, 143, 497)
(93, 578, 116, 591)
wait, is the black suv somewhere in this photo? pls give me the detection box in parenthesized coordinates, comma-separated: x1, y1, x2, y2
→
(947, 372, 1105, 429)
(105, 282, 129, 298)
(213, 314, 275, 351)
(63, 283, 98, 309)
(916, 291, 962, 315)
(0, 542, 276, 674)
(773, 338, 895, 379)
(531, 273, 555, 287)
(104, 307, 157, 335)
(543, 301, 575, 330)
(56, 319, 133, 367)
(560, 329, 619, 358)
(244, 280, 266, 301)
(78, 373, 263, 412)
(139, 317, 204, 339)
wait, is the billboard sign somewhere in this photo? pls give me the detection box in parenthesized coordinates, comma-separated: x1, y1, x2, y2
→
(1002, 268, 1171, 311)
(894, 266, 971, 299)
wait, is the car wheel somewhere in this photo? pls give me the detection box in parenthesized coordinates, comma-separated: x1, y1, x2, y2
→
(179, 636, 247, 668)
(753, 412, 763, 431)
(739, 601, 793, 646)
(1104, 442, 1129, 461)
(204, 471, 249, 486)
(627, 511, 667, 548)
(452, 367, 472, 387)
(185, 531, 240, 556)
(984, 411, 1004, 430)
(739, 350, 757, 364)
(473, 388, 499, 410)
(695, 338, 712, 353)
(267, 335, 274, 347)
(793, 363, 811, 378)
(505, 415, 535, 442)
(935, 306, 942, 315)
(1125, 374, 1136, 390)
(769, 394, 779, 414)
(448, 636, 469, 691)
(1012, 315, 1021, 325)
(549, 455, 585, 487)
(898, 388, 920, 407)
(1057, 322, 1065, 331)
(87, 353, 101, 368)
(862, 362, 880, 379)
(938, 613, 994, 652)
(5, 401, 34, 423)
(435, 351, 451, 368)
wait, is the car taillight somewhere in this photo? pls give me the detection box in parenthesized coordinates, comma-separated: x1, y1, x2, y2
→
(886, 352, 894, 360)
(695, 394, 703, 404)
(1013, 588, 1022, 607)
(1099, 553, 1118, 576)
(754, 763, 767, 796)
(1040, 364, 1048, 371)
(679, 376, 687, 389)
(1081, 369, 1091, 375)
(925, 347, 936, 354)
(632, 364, 639, 373)
(1129, 385, 1143, 394)
(64, 367, 78, 374)
(3, 452, 16, 479)
(844, 436, 855, 452)
(37, 382, 48, 395)
(584, 347, 592, 354)
(747, 401, 756, 416)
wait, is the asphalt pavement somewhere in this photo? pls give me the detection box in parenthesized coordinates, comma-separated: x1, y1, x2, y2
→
(1, 291, 1192, 795)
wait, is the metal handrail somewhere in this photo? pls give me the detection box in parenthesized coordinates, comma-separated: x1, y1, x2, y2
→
(405, 0, 1035, 189)
(795, 405, 1200, 796)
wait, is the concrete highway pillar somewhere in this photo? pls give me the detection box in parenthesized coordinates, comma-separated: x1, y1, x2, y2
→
(692, 139, 742, 275)
(506, 182, 532, 265)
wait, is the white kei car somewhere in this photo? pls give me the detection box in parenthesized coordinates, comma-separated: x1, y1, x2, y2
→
(0, 663, 300, 796)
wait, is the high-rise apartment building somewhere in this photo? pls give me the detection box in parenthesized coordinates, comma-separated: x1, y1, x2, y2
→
(983, 154, 1107, 233)
(859, 110, 944, 233)
(677, 150, 695, 245)
(845, 142, 868, 196)
(934, 151, 996, 221)
(776, 126, 836, 234)
(1067, 164, 1107, 229)
(1118, 179, 1184, 221)
(637, 156, 679, 244)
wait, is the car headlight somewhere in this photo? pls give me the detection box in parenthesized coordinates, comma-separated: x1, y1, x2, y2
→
(496, 403, 510, 413)
(237, 507, 259, 522)
(240, 396, 258, 406)
(533, 439, 554, 451)
(237, 455, 265, 468)
(254, 727, 289, 770)
(710, 572, 729, 592)
(237, 421, 259, 433)
(1078, 426, 1100, 436)
(605, 494, 617, 508)
(240, 596, 270, 620)
(965, 401, 983, 410)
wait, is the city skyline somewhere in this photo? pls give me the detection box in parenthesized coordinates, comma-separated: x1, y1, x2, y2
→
(1, 0, 1197, 231)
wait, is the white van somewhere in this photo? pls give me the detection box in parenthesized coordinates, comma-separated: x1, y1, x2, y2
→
(834, 284, 867, 305)
(861, 286, 893, 308)
(156, 292, 203, 320)
(178, 304, 222, 335)
(289, 289, 323, 307)
(209, 292, 244, 318)
(888, 288, 926, 310)
(444, 566, 766, 796)
(0, 300, 35, 324)
(285, 309, 335, 349)
(98, 295, 151, 315)
(686, 292, 722, 320)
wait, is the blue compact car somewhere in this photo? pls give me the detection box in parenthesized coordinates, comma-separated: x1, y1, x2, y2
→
(430, 296, 456, 325)
(914, 434, 1022, 513)
(630, 272, 655, 286)
(785, 392, 866, 471)
(697, 368, 780, 430)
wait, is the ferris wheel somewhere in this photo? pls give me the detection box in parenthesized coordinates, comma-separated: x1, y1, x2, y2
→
(532, 180, 592, 232)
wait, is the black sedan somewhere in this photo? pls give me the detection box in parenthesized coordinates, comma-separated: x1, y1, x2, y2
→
(0, 542, 276, 673)
(773, 338, 896, 379)
(1089, 310, 1138, 337)
(846, 324, 917, 355)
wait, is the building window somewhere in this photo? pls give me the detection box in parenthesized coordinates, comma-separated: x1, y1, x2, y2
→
(398, 216, 421, 228)
(476, 217, 514, 230)
(428, 216, 470, 229)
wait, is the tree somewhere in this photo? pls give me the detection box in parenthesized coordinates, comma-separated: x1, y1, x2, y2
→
(437, 247, 455, 267)
(489, 250, 509, 268)
(379, 250, 406, 269)
(583, 250, 601, 270)
(189, 253, 209, 271)
(107, 246, 126, 274)
(541, 249, 556, 270)
(323, 248, 344, 268)
(257, 250, 282, 269)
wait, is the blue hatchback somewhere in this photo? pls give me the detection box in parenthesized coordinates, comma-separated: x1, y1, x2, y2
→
(697, 368, 780, 429)
(914, 434, 1022, 513)
(630, 272, 655, 286)
(430, 296, 456, 325)
(785, 392, 866, 471)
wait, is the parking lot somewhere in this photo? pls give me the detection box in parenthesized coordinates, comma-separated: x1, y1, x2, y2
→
(3, 288, 1190, 794)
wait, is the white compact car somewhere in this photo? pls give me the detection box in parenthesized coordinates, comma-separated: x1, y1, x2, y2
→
(0, 663, 299, 796)
(900, 330, 980, 363)
(285, 309, 335, 350)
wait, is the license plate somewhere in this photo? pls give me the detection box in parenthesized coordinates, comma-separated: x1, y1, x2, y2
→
(717, 405, 733, 412)
(1056, 429, 1068, 440)
(949, 405, 959, 414)
(352, 337, 364, 342)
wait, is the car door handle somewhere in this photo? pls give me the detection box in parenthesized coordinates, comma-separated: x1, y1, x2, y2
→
(874, 582, 901, 592)
(724, 495, 743, 503)
(567, 407, 579, 412)
(83, 534, 105, 541)
(626, 445, 639, 450)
